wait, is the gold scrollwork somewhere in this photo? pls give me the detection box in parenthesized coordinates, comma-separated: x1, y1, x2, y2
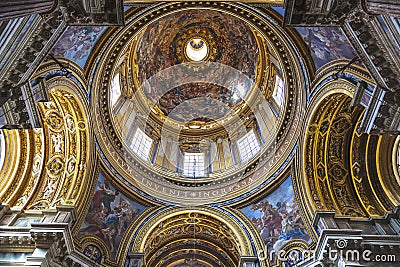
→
(21, 75, 93, 212)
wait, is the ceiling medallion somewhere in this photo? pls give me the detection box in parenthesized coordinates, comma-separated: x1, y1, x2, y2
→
(174, 25, 219, 70)
(186, 38, 208, 62)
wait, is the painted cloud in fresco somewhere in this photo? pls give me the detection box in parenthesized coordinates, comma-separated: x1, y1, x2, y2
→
(51, 26, 106, 68)
(296, 27, 356, 69)
(242, 177, 310, 259)
(79, 172, 146, 260)
(136, 9, 258, 122)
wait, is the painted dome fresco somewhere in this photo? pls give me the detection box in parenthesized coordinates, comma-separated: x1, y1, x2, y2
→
(4, 0, 400, 266)
(93, 3, 306, 205)
(135, 9, 259, 122)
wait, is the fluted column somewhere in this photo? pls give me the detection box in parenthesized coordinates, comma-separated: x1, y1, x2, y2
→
(0, 0, 57, 21)
(363, 0, 400, 17)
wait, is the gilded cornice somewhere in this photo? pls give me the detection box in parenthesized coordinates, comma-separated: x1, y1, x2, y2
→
(0, 227, 36, 253)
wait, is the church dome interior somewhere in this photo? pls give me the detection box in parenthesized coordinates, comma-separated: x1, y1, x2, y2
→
(0, 1, 400, 267)
(94, 4, 305, 206)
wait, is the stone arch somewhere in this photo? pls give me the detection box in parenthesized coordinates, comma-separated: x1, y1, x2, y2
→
(0, 60, 96, 215)
(127, 207, 259, 267)
(0, 128, 35, 206)
(296, 61, 400, 224)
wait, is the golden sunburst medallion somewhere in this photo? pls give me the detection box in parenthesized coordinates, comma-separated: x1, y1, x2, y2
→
(174, 25, 219, 70)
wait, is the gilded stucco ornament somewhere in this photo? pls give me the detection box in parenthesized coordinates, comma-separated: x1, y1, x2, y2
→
(91, 2, 307, 206)
(127, 206, 258, 266)
(25, 87, 90, 209)
(298, 61, 400, 223)
(175, 25, 219, 65)
(0, 59, 94, 213)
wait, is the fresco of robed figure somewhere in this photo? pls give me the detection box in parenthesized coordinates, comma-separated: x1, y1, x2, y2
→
(242, 177, 311, 260)
(79, 172, 146, 259)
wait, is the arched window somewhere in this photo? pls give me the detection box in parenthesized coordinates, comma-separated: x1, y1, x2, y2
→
(237, 129, 261, 163)
(110, 73, 121, 108)
(272, 75, 285, 108)
(129, 128, 153, 161)
(182, 152, 206, 178)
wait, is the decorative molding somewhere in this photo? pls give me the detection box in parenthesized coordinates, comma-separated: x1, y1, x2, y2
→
(91, 1, 306, 205)
(284, 0, 362, 26)
(130, 207, 254, 258)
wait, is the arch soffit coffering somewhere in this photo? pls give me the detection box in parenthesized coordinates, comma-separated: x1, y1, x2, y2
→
(296, 61, 400, 222)
(129, 207, 256, 259)
(0, 60, 96, 215)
